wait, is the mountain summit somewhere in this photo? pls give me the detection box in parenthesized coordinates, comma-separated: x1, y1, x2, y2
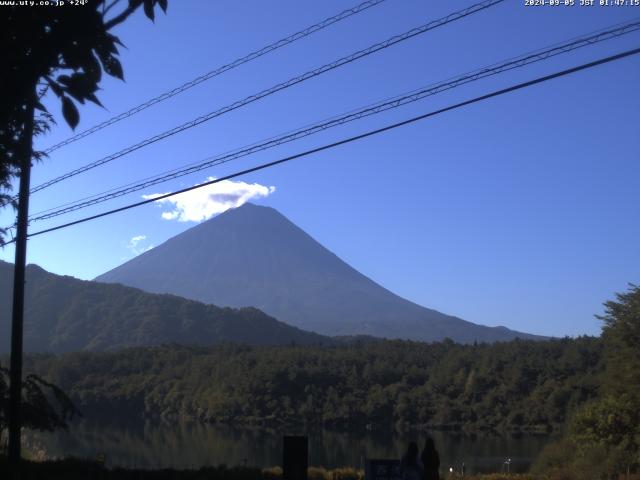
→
(96, 203, 541, 342)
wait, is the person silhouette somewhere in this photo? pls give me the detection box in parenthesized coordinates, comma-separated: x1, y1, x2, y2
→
(400, 441, 424, 480)
(420, 437, 440, 480)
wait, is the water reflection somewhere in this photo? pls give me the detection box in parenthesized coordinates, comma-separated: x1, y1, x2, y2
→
(34, 421, 552, 474)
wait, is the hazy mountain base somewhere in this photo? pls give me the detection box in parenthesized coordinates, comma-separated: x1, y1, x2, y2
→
(24, 337, 602, 433)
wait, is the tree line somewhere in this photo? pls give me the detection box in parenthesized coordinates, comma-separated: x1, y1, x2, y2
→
(22, 335, 602, 433)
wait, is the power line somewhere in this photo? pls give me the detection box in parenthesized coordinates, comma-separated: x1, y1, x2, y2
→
(42, 0, 389, 154)
(7, 45, 636, 246)
(27, 19, 640, 223)
(29, 0, 505, 195)
(30, 19, 640, 220)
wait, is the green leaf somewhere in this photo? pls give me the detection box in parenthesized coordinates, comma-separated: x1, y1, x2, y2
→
(47, 79, 64, 98)
(158, 0, 168, 13)
(95, 36, 118, 58)
(86, 93, 104, 108)
(61, 96, 79, 130)
(107, 33, 124, 49)
(56, 75, 73, 87)
(143, 0, 155, 21)
(84, 52, 102, 84)
(103, 56, 124, 80)
(58, 73, 96, 105)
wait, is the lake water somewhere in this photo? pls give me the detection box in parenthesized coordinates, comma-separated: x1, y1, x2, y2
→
(33, 421, 552, 474)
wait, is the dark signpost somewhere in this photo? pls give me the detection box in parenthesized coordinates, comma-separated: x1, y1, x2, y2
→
(283, 435, 308, 480)
(365, 459, 402, 480)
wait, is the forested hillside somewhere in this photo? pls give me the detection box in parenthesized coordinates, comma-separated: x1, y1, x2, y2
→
(24, 337, 602, 432)
(0, 261, 330, 352)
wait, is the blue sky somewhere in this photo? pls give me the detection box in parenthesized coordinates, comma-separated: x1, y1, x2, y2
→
(1, 0, 639, 337)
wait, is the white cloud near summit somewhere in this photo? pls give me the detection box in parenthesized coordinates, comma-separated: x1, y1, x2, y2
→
(142, 177, 275, 222)
(127, 235, 153, 255)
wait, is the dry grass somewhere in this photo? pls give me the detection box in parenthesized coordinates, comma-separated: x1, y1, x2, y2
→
(263, 466, 364, 480)
(444, 475, 536, 480)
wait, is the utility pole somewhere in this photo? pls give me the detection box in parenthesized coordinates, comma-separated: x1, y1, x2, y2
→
(8, 91, 36, 479)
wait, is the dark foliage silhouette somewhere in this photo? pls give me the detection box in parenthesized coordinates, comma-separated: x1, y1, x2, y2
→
(0, 0, 168, 240)
(0, 364, 80, 439)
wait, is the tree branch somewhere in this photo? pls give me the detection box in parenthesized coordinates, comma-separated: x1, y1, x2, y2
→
(103, 0, 122, 17)
(104, 1, 141, 31)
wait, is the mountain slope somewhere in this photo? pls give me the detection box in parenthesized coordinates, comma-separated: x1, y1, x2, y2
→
(96, 203, 542, 342)
(0, 261, 330, 353)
